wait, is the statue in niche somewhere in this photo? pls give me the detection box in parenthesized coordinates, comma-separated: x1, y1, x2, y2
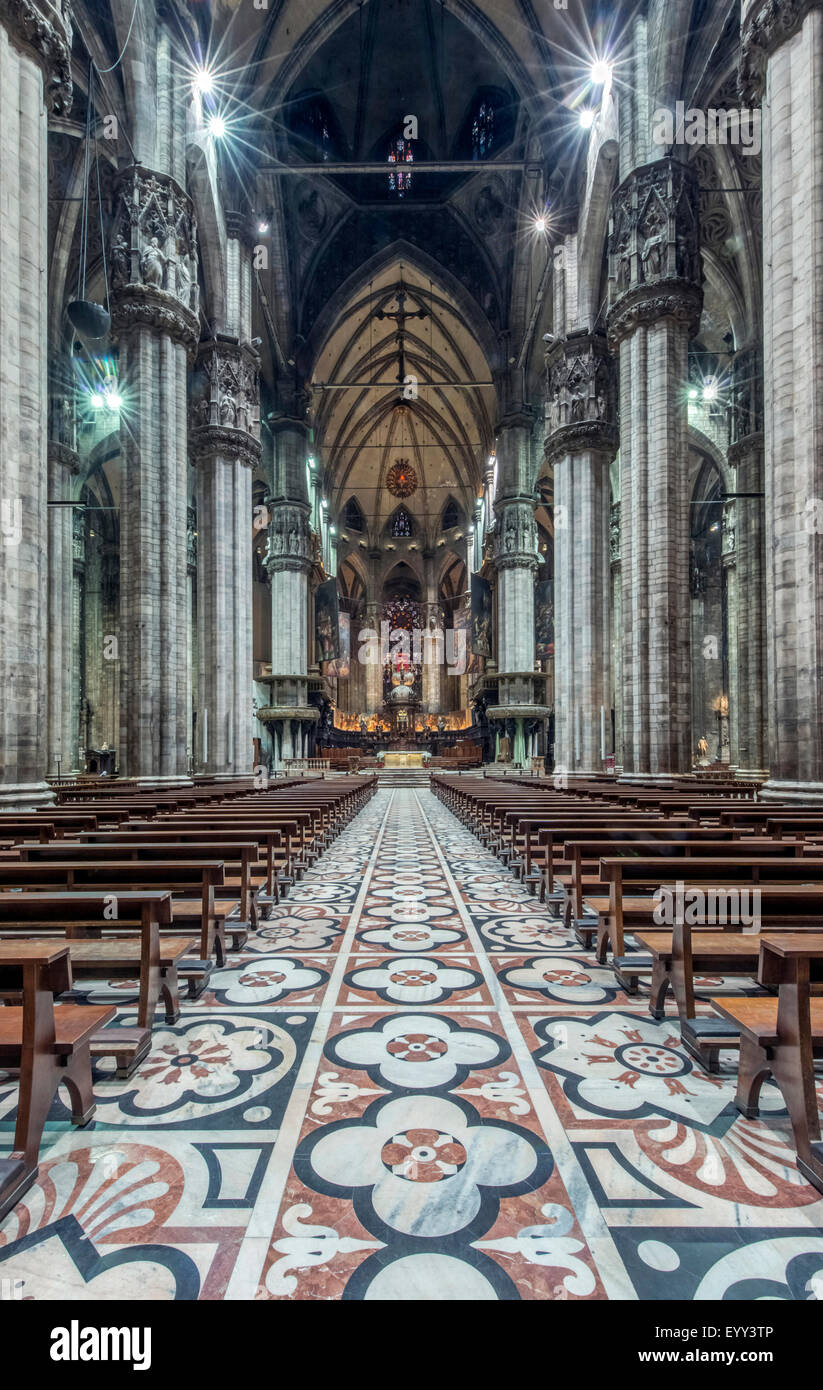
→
(641, 206, 666, 281)
(549, 391, 561, 431)
(219, 394, 237, 426)
(505, 523, 515, 552)
(288, 526, 299, 555)
(111, 231, 130, 288)
(437, 715, 446, 734)
(596, 391, 607, 421)
(615, 232, 631, 291)
(140, 236, 167, 288)
(571, 394, 585, 423)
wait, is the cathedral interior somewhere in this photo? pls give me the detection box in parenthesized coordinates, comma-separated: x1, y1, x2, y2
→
(1, 0, 823, 1321)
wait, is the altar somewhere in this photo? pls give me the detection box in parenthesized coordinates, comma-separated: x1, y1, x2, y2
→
(383, 751, 424, 768)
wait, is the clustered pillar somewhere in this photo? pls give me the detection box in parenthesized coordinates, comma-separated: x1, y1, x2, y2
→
(546, 332, 618, 773)
(109, 165, 200, 783)
(0, 0, 71, 805)
(741, 0, 823, 798)
(607, 157, 703, 779)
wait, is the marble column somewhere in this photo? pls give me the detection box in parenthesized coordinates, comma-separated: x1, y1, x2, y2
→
(0, 0, 71, 805)
(110, 165, 199, 782)
(262, 412, 318, 766)
(364, 599, 383, 714)
(741, 0, 823, 797)
(607, 157, 703, 779)
(546, 332, 618, 773)
(191, 341, 260, 778)
(47, 354, 78, 777)
(729, 434, 767, 775)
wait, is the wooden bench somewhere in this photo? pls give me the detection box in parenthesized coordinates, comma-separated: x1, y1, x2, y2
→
(0, 940, 116, 1222)
(0, 860, 232, 965)
(0, 890, 205, 1072)
(711, 935, 823, 1193)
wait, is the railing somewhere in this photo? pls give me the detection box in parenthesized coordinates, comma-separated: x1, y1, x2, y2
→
(283, 758, 330, 772)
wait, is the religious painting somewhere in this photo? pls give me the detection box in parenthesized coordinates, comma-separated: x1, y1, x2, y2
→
(535, 579, 554, 659)
(315, 578, 340, 663)
(325, 611, 350, 679)
(471, 573, 492, 657)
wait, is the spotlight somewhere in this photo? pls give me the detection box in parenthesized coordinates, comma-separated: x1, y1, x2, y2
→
(208, 114, 226, 139)
(106, 392, 123, 410)
(307, 456, 316, 469)
(580, 109, 596, 130)
(688, 388, 699, 400)
(330, 524, 337, 535)
(702, 379, 718, 402)
(257, 221, 270, 235)
(193, 68, 213, 96)
(590, 59, 612, 86)
(90, 392, 104, 408)
(534, 215, 548, 233)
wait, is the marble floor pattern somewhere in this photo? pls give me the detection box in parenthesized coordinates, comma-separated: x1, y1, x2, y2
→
(2, 787, 823, 1301)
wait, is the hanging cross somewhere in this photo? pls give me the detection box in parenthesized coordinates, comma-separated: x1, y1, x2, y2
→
(375, 284, 428, 384)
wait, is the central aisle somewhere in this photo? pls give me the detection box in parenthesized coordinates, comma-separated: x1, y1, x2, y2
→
(2, 788, 820, 1300)
(226, 788, 823, 1301)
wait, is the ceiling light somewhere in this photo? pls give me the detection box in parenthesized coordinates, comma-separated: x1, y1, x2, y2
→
(590, 59, 612, 86)
(193, 68, 213, 96)
(580, 109, 596, 130)
(208, 114, 226, 139)
(534, 215, 547, 233)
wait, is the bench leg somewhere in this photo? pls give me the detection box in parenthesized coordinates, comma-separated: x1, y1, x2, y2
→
(735, 1033, 772, 1119)
(61, 1045, 96, 1128)
(14, 1053, 62, 1168)
(595, 921, 609, 965)
(648, 961, 672, 1021)
(159, 967, 182, 1025)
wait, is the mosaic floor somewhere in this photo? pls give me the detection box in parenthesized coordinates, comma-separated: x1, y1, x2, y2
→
(2, 787, 823, 1301)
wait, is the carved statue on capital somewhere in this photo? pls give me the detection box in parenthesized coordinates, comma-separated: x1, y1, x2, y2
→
(493, 501, 538, 571)
(189, 340, 262, 470)
(544, 331, 618, 465)
(606, 158, 703, 350)
(108, 166, 200, 354)
(740, 0, 823, 101)
(264, 503, 313, 573)
(0, 0, 72, 113)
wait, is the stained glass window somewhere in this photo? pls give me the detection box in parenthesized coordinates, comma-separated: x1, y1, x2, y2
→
(472, 102, 495, 160)
(345, 497, 365, 532)
(442, 498, 459, 529)
(388, 137, 414, 196)
(390, 507, 413, 537)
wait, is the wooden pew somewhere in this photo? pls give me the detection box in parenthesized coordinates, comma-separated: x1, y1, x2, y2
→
(0, 940, 116, 1222)
(0, 860, 230, 965)
(709, 935, 823, 1192)
(0, 890, 200, 1071)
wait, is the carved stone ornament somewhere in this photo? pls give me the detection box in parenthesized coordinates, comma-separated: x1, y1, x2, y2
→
(0, 0, 72, 113)
(610, 501, 621, 566)
(740, 0, 823, 102)
(189, 340, 261, 467)
(544, 331, 619, 464)
(493, 501, 539, 572)
(264, 502, 314, 573)
(606, 158, 703, 349)
(109, 166, 200, 354)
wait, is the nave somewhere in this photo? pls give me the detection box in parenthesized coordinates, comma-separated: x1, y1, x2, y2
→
(2, 787, 821, 1302)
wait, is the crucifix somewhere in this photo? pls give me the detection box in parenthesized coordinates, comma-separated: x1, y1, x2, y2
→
(375, 283, 428, 385)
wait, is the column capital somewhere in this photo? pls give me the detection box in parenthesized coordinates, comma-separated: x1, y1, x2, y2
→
(47, 440, 79, 475)
(109, 165, 200, 354)
(544, 330, 619, 465)
(190, 338, 261, 467)
(264, 501, 314, 574)
(0, 0, 72, 113)
(606, 157, 703, 349)
(493, 499, 539, 572)
(225, 210, 256, 246)
(727, 431, 765, 472)
(740, 0, 823, 100)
